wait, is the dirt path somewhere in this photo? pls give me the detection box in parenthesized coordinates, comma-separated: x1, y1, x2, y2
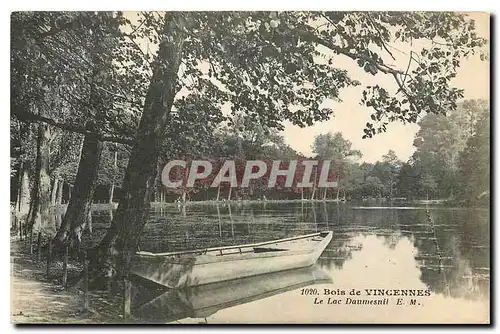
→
(10, 237, 121, 324)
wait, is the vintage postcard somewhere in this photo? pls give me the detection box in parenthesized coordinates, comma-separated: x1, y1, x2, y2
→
(10, 11, 490, 324)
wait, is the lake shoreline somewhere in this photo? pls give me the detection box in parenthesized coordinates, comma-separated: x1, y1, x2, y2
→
(47, 197, 481, 212)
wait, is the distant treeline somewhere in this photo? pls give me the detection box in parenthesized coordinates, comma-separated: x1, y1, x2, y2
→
(12, 99, 488, 206)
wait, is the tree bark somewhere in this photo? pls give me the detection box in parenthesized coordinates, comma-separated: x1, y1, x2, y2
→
(54, 206, 63, 229)
(51, 178, 59, 205)
(109, 184, 115, 206)
(54, 133, 103, 248)
(154, 160, 161, 203)
(27, 123, 51, 232)
(18, 167, 31, 216)
(56, 179, 63, 205)
(108, 206, 114, 222)
(94, 14, 186, 286)
(15, 161, 24, 212)
(87, 208, 93, 235)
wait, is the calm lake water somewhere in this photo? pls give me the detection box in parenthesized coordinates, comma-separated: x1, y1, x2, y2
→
(88, 202, 490, 323)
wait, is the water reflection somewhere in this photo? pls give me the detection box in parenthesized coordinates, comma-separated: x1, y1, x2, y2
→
(133, 265, 331, 323)
(137, 233, 486, 324)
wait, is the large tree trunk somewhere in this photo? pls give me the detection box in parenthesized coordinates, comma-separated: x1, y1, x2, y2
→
(17, 167, 31, 216)
(26, 123, 51, 233)
(56, 179, 63, 205)
(54, 133, 103, 248)
(14, 123, 32, 218)
(154, 160, 161, 203)
(54, 206, 63, 229)
(93, 14, 186, 286)
(14, 161, 24, 212)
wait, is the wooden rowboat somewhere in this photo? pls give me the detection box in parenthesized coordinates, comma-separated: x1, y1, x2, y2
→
(131, 231, 333, 288)
(133, 265, 332, 323)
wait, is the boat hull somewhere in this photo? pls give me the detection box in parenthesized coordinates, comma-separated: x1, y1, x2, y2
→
(131, 231, 333, 288)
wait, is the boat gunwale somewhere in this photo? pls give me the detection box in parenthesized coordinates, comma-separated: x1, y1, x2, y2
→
(136, 231, 331, 257)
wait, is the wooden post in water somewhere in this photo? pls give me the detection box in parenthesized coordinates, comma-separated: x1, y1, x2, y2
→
(46, 239, 52, 277)
(123, 277, 132, 321)
(323, 201, 329, 228)
(37, 232, 42, 262)
(62, 245, 69, 288)
(18, 221, 22, 241)
(83, 250, 89, 311)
